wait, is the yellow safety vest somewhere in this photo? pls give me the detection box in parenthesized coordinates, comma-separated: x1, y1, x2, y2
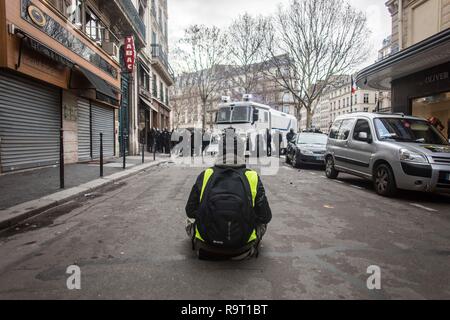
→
(196, 168, 258, 243)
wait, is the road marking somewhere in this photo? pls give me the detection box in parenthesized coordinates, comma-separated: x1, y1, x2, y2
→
(410, 203, 438, 212)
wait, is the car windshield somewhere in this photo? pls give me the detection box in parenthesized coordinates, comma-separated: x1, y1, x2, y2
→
(374, 118, 449, 145)
(216, 106, 250, 124)
(297, 133, 328, 145)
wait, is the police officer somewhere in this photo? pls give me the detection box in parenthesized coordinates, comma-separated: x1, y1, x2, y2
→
(287, 128, 296, 142)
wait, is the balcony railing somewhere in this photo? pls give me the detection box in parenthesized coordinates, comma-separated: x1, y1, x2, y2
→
(151, 44, 175, 80)
(116, 0, 146, 41)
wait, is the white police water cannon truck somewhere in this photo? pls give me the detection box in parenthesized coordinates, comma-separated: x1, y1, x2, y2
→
(214, 94, 298, 156)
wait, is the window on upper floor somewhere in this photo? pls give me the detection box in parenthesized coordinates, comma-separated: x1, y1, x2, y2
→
(85, 7, 105, 44)
(364, 93, 369, 104)
(410, 0, 440, 46)
(48, 0, 83, 28)
(152, 74, 158, 97)
(160, 81, 164, 101)
(139, 3, 145, 21)
(139, 65, 150, 92)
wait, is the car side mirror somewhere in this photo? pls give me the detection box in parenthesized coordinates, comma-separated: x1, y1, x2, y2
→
(358, 131, 372, 143)
(358, 132, 368, 140)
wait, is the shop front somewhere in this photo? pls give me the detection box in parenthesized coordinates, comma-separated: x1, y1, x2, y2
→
(0, 0, 121, 173)
(356, 29, 450, 140)
(0, 71, 61, 172)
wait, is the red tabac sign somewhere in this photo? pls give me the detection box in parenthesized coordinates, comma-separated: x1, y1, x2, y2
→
(124, 36, 136, 72)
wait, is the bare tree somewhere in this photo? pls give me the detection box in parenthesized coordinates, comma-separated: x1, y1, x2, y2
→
(227, 13, 270, 98)
(265, 0, 371, 127)
(174, 25, 229, 130)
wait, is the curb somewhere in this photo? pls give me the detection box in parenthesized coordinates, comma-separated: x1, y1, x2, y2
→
(0, 159, 169, 231)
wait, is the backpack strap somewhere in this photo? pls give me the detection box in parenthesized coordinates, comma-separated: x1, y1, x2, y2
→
(196, 168, 214, 243)
(199, 168, 214, 202)
(244, 170, 258, 207)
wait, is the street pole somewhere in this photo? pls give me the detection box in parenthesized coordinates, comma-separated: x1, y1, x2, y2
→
(100, 133, 104, 177)
(142, 142, 145, 163)
(122, 118, 126, 169)
(60, 128, 64, 189)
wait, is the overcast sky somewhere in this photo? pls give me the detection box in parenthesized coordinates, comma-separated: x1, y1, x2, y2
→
(168, 0, 391, 70)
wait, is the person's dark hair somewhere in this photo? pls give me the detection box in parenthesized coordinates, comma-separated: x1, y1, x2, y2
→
(217, 130, 246, 165)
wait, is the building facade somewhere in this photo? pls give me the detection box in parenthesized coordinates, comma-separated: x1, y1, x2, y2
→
(135, 0, 173, 153)
(357, 0, 450, 140)
(0, 0, 173, 174)
(299, 76, 386, 133)
(0, 0, 148, 173)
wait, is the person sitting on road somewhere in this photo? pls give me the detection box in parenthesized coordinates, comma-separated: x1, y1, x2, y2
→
(185, 133, 272, 260)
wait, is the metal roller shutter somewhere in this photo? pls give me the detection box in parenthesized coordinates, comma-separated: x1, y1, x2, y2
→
(0, 72, 60, 172)
(92, 104, 114, 159)
(77, 99, 91, 161)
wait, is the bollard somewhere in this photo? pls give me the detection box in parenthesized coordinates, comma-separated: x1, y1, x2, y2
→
(153, 141, 156, 161)
(60, 128, 65, 189)
(142, 143, 145, 163)
(122, 130, 126, 170)
(100, 133, 104, 177)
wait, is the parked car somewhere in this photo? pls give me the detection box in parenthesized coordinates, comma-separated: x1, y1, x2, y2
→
(286, 132, 328, 168)
(325, 113, 450, 197)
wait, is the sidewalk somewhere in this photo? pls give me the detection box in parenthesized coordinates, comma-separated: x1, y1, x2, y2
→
(0, 152, 171, 229)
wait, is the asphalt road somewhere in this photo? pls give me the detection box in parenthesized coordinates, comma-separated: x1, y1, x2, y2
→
(0, 159, 449, 299)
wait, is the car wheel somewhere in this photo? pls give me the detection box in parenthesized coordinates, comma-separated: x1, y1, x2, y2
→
(374, 164, 397, 197)
(325, 157, 339, 179)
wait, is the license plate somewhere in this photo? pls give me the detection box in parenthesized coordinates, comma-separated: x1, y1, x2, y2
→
(316, 156, 324, 161)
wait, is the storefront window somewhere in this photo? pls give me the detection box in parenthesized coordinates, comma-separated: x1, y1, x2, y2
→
(412, 92, 450, 140)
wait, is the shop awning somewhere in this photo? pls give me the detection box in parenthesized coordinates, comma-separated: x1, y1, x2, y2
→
(140, 96, 158, 112)
(356, 29, 450, 91)
(73, 66, 120, 104)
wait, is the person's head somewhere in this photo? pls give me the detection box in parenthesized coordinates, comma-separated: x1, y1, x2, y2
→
(216, 129, 246, 166)
(290, 128, 295, 134)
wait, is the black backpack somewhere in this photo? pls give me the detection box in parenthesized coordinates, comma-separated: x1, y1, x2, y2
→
(196, 167, 256, 249)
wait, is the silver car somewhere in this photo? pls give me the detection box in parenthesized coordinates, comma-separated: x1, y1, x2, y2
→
(325, 113, 450, 197)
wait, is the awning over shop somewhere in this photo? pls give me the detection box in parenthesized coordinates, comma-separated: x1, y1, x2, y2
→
(140, 96, 158, 112)
(356, 29, 450, 91)
(13, 27, 75, 70)
(72, 66, 120, 106)
(13, 28, 120, 106)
